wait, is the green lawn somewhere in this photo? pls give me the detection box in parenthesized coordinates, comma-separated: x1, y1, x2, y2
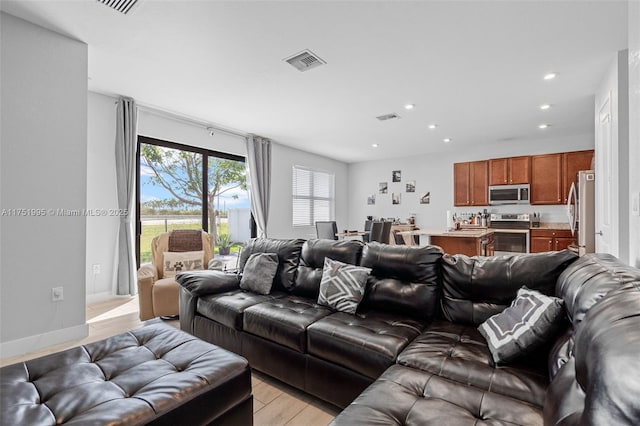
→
(140, 222, 239, 264)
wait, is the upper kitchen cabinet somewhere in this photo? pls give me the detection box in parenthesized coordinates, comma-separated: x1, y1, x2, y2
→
(489, 156, 530, 185)
(454, 162, 470, 206)
(531, 153, 563, 204)
(454, 160, 488, 206)
(562, 150, 594, 203)
(531, 150, 595, 205)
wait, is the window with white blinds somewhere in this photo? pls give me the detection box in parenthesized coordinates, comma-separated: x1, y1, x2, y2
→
(292, 166, 335, 226)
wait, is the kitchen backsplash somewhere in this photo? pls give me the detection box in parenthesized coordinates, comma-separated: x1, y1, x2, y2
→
(452, 204, 569, 224)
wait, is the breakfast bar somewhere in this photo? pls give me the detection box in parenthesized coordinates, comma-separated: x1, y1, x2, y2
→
(399, 228, 495, 256)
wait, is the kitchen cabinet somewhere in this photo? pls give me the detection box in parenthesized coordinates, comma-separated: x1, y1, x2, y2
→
(531, 150, 594, 205)
(562, 150, 594, 203)
(489, 156, 530, 185)
(530, 229, 575, 253)
(453, 161, 488, 206)
(454, 162, 470, 206)
(531, 153, 563, 204)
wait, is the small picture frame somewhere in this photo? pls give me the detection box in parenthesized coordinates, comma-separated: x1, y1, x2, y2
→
(406, 180, 416, 192)
(379, 182, 388, 194)
(392, 170, 402, 182)
(367, 194, 376, 205)
(392, 192, 401, 205)
(420, 192, 431, 204)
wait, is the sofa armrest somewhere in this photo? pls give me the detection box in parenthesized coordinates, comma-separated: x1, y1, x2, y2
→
(137, 263, 157, 321)
(176, 270, 240, 297)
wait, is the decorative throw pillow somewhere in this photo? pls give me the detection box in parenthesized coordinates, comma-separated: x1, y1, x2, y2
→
(163, 251, 205, 278)
(318, 257, 372, 314)
(478, 287, 565, 364)
(240, 253, 279, 295)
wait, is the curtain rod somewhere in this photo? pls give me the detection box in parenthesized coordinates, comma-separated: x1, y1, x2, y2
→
(102, 90, 248, 140)
(136, 104, 248, 140)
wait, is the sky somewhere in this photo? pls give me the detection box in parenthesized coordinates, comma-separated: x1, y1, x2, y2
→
(140, 165, 251, 210)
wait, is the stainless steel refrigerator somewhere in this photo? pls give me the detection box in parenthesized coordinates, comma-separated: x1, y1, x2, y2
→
(567, 170, 595, 256)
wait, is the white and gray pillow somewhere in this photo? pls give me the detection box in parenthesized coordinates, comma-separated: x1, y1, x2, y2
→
(240, 252, 279, 295)
(162, 250, 204, 278)
(318, 257, 371, 314)
(478, 286, 564, 364)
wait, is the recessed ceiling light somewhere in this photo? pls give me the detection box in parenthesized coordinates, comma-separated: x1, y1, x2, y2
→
(443, 138, 452, 143)
(404, 104, 415, 110)
(538, 124, 549, 129)
(543, 73, 557, 80)
(371, 143, 379, 148)
(428, 124, 437, 130)
(540, 104, 551, 110)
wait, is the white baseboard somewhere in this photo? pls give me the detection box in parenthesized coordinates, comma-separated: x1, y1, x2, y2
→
(86, 291, 117, 304)
(0, 323, 89, 360)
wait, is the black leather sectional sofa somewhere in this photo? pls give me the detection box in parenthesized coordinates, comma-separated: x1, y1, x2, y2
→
(177, 238, 640, 425)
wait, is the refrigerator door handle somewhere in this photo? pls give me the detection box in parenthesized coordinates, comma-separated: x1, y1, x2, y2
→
(567, 182, 577, 236)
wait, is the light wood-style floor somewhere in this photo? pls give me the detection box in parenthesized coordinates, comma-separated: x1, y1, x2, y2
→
(0, 296, 339, 426)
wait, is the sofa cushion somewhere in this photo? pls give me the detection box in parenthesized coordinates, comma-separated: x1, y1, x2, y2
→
(331, 364, 543, 426)
(358, 243, 444, 321)
(548, 327, 574, 380)
(243, 296, 332, 353)
(441, 250, 577, 325)
(239, 252, 279, 295)
(196, 290, 285, 330)
(293, 239, 365, 298)
(556, 253, 640, 327)
(571, 282, 640, 425)
(307, 311, 425, 379)
(397, 320, 549, 407)
(317, 257, 371, 314)
(238, 238, 305, 292)
(478, 287, 565, 364)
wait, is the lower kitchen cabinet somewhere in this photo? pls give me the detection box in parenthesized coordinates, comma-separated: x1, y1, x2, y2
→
(530, 229, 575, 253)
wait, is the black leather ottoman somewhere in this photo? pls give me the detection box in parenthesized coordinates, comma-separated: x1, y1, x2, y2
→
(0, 323, 252, 425)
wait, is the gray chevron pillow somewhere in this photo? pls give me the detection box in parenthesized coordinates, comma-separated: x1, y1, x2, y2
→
(318, 257, 372, 314)
(478, 286, 564, 364)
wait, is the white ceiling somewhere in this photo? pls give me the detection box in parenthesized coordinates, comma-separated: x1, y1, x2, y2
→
(0, 1, 628, 163)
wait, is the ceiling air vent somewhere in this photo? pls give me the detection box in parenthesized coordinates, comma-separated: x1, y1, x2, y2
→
(97, 0, 139, 15)
(284, 49, 326, 72)
(376, 113, 401, 121)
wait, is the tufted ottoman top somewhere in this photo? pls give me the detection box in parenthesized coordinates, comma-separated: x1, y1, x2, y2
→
(0, 323, 251, 425)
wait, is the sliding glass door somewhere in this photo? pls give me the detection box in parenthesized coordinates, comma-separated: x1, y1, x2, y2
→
(136, 136, 249, 266)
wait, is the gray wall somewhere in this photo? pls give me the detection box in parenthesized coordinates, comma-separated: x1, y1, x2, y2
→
(628, 0, 640, 268)
(267, 143, 349, 240)
(347, 134, 594, 231)
(1, 13, 88, 354)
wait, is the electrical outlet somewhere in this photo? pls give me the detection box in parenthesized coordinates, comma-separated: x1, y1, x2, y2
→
(52, 287, 64, 302)
(92, 264, 101, 274)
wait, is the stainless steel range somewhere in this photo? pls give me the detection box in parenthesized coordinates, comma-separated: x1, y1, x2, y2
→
(489, 213, 530, 255)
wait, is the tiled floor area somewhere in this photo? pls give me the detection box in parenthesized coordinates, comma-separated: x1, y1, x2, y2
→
(0, 296, 339, 425)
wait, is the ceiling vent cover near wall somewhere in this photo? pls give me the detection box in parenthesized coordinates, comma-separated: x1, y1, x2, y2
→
(97, 0, 139, 15)
(376, 113, 401, 121)
(284, 50, 327, 72)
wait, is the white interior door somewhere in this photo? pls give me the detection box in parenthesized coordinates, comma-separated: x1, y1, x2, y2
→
(595, 91, 617, 256)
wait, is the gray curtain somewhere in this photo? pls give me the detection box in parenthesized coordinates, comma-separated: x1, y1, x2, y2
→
(246, 135, 271, 238)
(115, 97, 138, 295)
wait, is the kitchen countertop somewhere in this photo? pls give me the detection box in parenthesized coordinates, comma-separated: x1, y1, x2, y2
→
(399, 228, 494, 238)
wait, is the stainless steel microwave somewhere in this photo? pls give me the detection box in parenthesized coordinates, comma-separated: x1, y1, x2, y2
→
(488, 184, 530, 205)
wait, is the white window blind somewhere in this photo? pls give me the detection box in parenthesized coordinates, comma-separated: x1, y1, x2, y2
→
(292, 166, 335, 226)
